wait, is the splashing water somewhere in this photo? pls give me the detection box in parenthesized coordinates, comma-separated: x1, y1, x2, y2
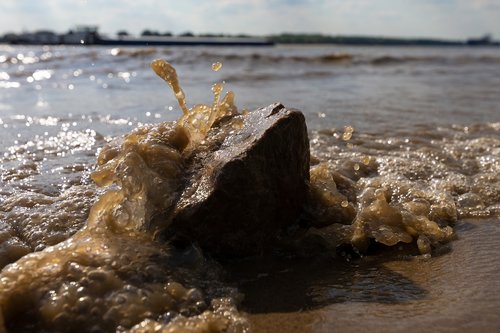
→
(0, 60, 249, 333)
(212, 62, 223, 72)
(150, 59, 238, 144)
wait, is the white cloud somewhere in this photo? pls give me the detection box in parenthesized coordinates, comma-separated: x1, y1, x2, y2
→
(0, 0, 499, 39)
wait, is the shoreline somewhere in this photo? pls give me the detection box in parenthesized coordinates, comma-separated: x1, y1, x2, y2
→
(3, 42, 500, 48)
(245, 217, 500, 333)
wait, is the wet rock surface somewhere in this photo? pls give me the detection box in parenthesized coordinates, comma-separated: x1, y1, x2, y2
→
(168, 103, 310, 256)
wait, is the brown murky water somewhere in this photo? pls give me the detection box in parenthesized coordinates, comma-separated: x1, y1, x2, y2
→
(0, 45, 499, 332)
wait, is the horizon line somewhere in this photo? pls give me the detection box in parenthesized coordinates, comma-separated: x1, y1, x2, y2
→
(0, 27, 496, 43)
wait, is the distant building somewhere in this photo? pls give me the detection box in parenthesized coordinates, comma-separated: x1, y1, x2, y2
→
(12, 30, 59, 44)
(1, 33, 19, 44)
(60, 26, 99, 45)
(466, 34, 493, 46)
(33, 30, 60, 44)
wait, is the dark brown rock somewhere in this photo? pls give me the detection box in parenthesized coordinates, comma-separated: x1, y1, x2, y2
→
(168, 103, 310, 256)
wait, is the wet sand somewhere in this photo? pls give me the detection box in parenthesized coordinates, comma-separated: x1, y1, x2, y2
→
(245, 218, 500, 332)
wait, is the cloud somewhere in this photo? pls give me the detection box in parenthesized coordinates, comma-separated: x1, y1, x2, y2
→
(467, 0, 500, 8)
(0, 0, 499, 39)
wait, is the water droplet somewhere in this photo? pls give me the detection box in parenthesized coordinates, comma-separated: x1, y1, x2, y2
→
(362, 156, 370, 165)
(342, 126, 354, 141)
(212, 62, 222, 72)
(353, 163, 360, 171)
(341, 200, 349, 208)
(212, 82, 223, 94)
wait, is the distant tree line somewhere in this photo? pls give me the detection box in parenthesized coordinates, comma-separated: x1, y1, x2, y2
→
(135, 29, 250, 38)
(268, 33, 465, 46)
(117, 31, 497, 45)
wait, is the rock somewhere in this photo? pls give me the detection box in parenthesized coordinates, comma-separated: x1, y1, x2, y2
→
(166, 103, 310, 256)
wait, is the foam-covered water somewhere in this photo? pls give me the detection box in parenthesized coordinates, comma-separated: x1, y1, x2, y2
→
(0, 44, 499, 332)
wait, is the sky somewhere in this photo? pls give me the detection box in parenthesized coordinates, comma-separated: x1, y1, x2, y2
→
(1, 0, 500, 40)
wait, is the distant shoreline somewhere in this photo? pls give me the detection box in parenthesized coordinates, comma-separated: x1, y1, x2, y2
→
(269, 33, 500, 47)
(1, 28, 498, 47)
(94, 36, 274, 47)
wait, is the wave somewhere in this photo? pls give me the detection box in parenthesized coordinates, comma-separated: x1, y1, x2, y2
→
(368, 55, 500, 66)
(194, 51, 354, 64)
(221, 70, 334, 82)
(186, 51, 500, 66)
(4, 46, 500, 68)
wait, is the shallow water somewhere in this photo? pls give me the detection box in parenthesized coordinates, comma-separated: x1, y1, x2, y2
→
(0, 44, 499, 332)
(247, 218, 500, 333)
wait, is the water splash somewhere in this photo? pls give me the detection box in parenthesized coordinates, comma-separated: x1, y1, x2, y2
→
(150, 59, 238, 144)
(212, 61, 223, 72)
(0, 60, 248, 333)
